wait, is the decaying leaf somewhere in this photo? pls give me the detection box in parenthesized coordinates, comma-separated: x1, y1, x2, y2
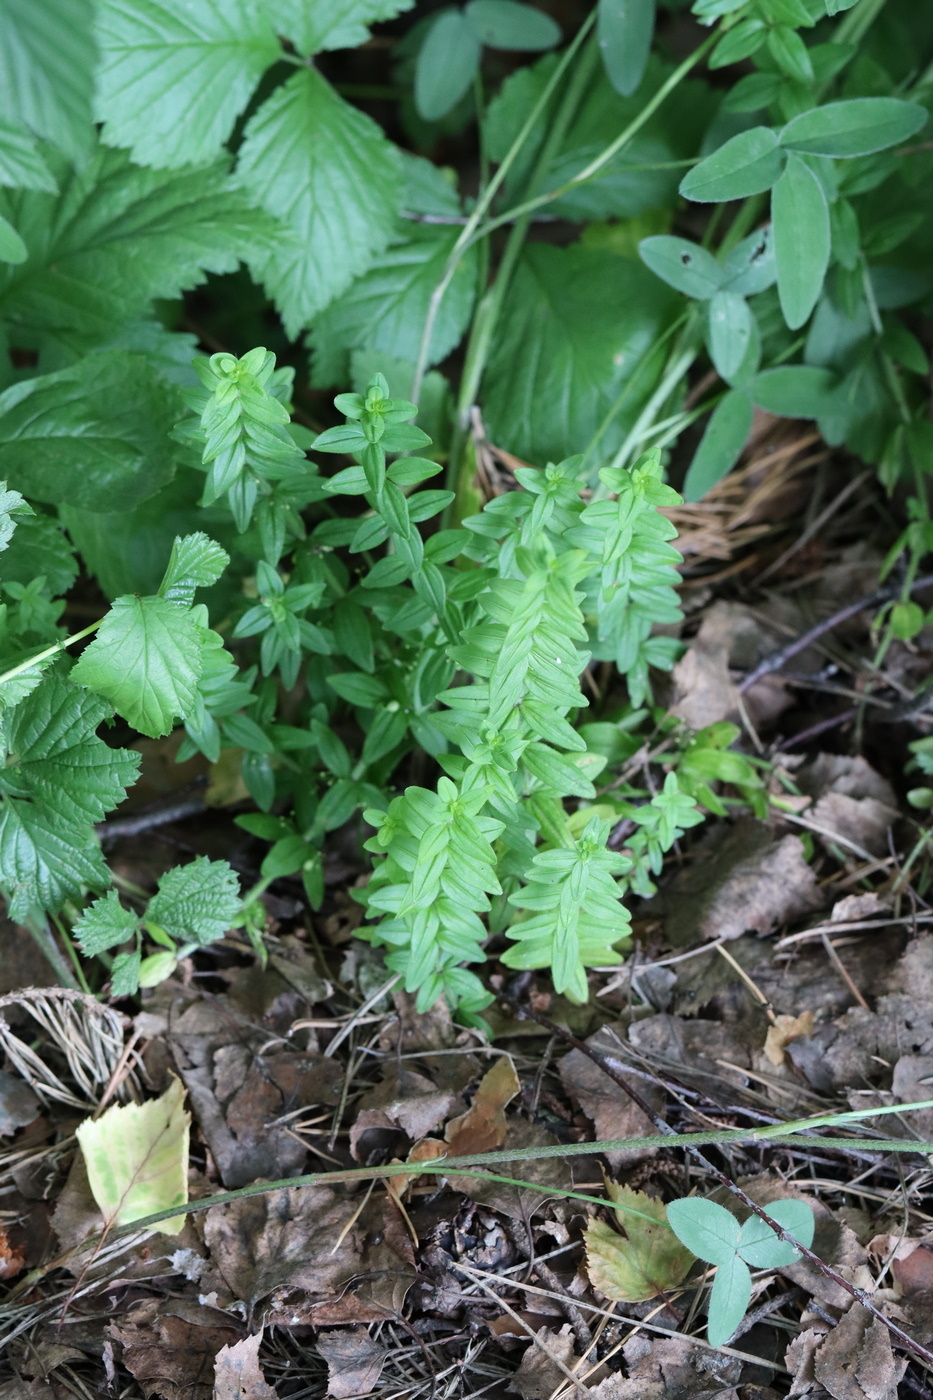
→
(110, 1298, 243, 1400)
(213, 1331, 276, 1400)
(585, 1184, 695, 1302)
(76, 1076, 189, 1235)
(507, 1323, 577, 1400)
(810, 1303, 906, 1400)
(763, 1011, 816, 1067)
(445, 1054, 520, 1155)
(316, 1327, 388, 1399)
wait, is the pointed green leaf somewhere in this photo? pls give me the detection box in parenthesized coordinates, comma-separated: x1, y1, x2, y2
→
(666, 1197, 741, 1266)
(707, 291, 753, 382)
(0, 215, 26, 264)
(76, 1078, 190, 1235)
(0, 801, 110, 920)
(72, 596, 204, 737)
(74, 890, 140, 956)
(94, 0, 280, 169)
(707, 1252, 752, 1347)
(159, 533, 230, 607)
(780, 98, 927, 158)
(773, 153, 830, 328)
(0, 0, 96, 163)
(415, 12, 482, 121)
(0, 482, 30, 550)
(638, 236, 722, 300)
(737, 1199, 815, 1267)
(147, 856, 241, 946)
(680, 127, 784, 203)
(0, 119, 57, 192)
(683, 389, 752, 502)
(268, 0, 415, 55)
(466, 0, 560, 49)
(597, 0, 655, 97)
(238, 70, 399, 333)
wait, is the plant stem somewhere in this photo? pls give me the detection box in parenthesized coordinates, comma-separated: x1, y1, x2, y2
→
(52, 912, 92, 995)
(0, 620, 101, 687)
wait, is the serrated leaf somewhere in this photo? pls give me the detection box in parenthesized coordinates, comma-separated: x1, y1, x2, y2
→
(780, 98, 927, 158)
(680, 127, 785, 203)
(597, 0, 655, 97)
(707, 1252, 751, 1347)
(239, 70, 399, 334)
(159, 533, 230, 607)
(683, 389, 753, 502)
(773, 154, 830, 329)
(269, 0, 415, 55)
(0, 353, 183, 512)
(0, 511, 77, 593)
(585, 1188, 695, 1301)
(0, 0, 96, 164)
(0, 482, 30, 551)
(72, 595, 203, 737)
(639, 236, 722, 299)
(0, 675, 139, 826)
(414, 11, 482, 122)
(0, 119, 57, 192)
(737, 1199, 815, 1267)
(73, 890, 140, 956)
(666, 1197, 741, 1266)
(0, 800, 109, 921)
(147, 856, 241, 945)
(94, 0, 280, 169)
(0, 145, 275, 340)
(466, 1, 561, 50)
(76, 1078, 190, 1235)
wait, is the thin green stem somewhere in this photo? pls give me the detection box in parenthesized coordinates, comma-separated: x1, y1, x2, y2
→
(0, 620, 101, 687)
(52, 912, 92, 995)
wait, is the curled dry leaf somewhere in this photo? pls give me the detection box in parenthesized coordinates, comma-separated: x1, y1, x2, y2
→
(444, 1054, 520, 1156)
(213, 1331, 276, 1400)
(316, 1327, 388, 1399)
(763, 1011, 816, 1067)
(585, 1184, 696, 1302)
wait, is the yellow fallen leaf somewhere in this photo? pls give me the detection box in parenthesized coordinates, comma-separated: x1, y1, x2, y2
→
(76, 1077, 190, 1236)
(763, 1010, 815, 1067)
(585, 1184, 695, 1302)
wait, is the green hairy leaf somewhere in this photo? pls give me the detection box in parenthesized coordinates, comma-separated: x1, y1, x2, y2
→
(680, 128, 785, 203)
(73, 889, 140, 956)
(146, 856, 241, 945)
(269, 0, 416, 56)
(0, 482, 31, 551)
(780, 98, 927, 158)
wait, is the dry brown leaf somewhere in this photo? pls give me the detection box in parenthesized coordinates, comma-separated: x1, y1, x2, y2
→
(811, 792, 897, 859)
(558, 1025, 664, 1168)
(445, 1054, 520, 1156)
(507, 1324, 577, 1400)
(213, 1332, 276, 1400)
(386, 1136, 447, 1206)
(110, 1299, 243, 1400)
(811, 1304, 906, 1400)
(764, 1011, 816, 1067)
(316, 1328, 388, 1398)
(891, 1242, 933, 1296)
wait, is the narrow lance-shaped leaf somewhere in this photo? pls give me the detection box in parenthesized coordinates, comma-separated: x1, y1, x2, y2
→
(682, 389, 752, 502)
(680, 128, 785, 204)
(597, 0, 655, 97)
(772, 154, 830, 329)
(76, 1078, 190, 1236)
(780, 98, 928, 159)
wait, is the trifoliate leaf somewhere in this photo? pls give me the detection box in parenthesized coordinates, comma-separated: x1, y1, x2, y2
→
(736, 1199, 814, 1267)
(0, 145, 275, 340)
(73, 890, 140, 956)
(585, 1187, 696, 1302)
(707, 1251, 751, 1347)
(0, 0, 96, 164)
(76, 1077, 190, 1236)
(158, 533, 230, 607)
(0, 676, 140, 826)
(0, 119, 57, 192)
(0, 800, 109, 921)
(238, 70, 400, 333)
(0, 353, 183, 513)
(269, 0, 415, 55)
(146, 856, 241, 945)
(0, 482, 31, 552)
(94, 0, 280, 169)
(666, 1197, 741, 1266)
(72, 596, 204, 737)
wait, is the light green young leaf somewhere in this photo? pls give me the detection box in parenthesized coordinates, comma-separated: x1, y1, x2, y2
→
(707, 290, 753, 381)
(94, 0, 280, 169)
(665, 1197, 740, 1266)
(638, 236, 722, 300)
(0, 482, 31, 551)
(466, 1, 561, 50)
(0, 215, 26, 264)
(680, 127, 785, 203)
(73, 890, 140, 956)
(268, 0, 415, 55)
(772, 154, 830, 329)
(0, 0, 96, 163)
(597, 0, 655, 97)
(683, 389, 753, 502)
(0, 119, 57, 192)
(707, 1252, 752, 1347)
(147, 856, 241, 945)
(71, 595, 204, 738)
(158, 533, 230, 607)
(238, 70, 400, 333)
(76, 1078, 190, 1235)
(0, 353, 182, 512)
(415, 11, 482, 121)
(780, 98, 927, 159)
(737, 1199, 815, 1267)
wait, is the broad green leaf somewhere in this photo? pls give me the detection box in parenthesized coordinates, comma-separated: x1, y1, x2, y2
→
(147, 856, 241, 945)
(309, 227, 478, 385)
(707, 290, 753, 381)
(751, 365, 836, 418)
(0, 800, 109, 920)
(682, 389, 752, 502)
(466, 0, 560, 50)
(73, 890, 140, 956)
(0, 353, 182, 512)
(0, 676, 139, 827)
(0, 146, 274, 340)
(773, 154, 830, 329)
(719, 226, 775, 296)
(0, 215, 26, 264)
(597, 0, 655, 97)
(269, 0, 415, 55)
(639, 236, 721, 300)
(0, 119, 57, 192)
(707, 1252, 751, 1347)
(484, 244, 676, 464)
(238, 70, 399, 334)
(0, 482, 30, 551)
(72, 595, 204, 737)
(680, 127, 785, 203)
(1, 511, 78, 594)
(76, 1078, 190, 1235)
(415, 12, 482, 121)
(159, 533, 230, 607)
(780, 98, 927, 159)
(666, 1197, 741, 1266)
(0, 0, 96, 164)
(585, 1187, 695, 1301)
(737, 1199, 815, 1267)
(94, 0, 280, 169)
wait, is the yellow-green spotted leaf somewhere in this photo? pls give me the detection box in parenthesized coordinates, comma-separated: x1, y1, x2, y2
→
(585, 1185, 695, 1302)
(75, 1077, 190, 1236)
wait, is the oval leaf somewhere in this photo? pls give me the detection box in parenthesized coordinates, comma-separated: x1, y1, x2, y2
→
(737, 1199, 815, 1268)
(465, 0, 561, 50)
(76, 1078, 190, 1236)
(683, 389, 753, 502)
(707, 290, 753, 382)
(773, 154, 830, 329)
(680, 127, 785, 203)
(781, 98, 928, 159)
(639, 236, 722, 300)
(666, 1196, 741, 1266)
(719, 226, 775, 296)
(415, 11, 482, 121)
(751, 365, 836, 418)
(597, 0, 656, 98)
(707, 1252, 752, 1347)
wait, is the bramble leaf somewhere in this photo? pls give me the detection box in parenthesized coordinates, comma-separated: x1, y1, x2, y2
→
(585, 1186, 695, 1302)
(73, 890, 140, 956)
(0, 482, 31, 552)
(0, 119, 57, 192)
(0, 0, 96, 163)
(146, 856, 241, 945)
(76, 1078, 190, 1235)
(158, 533, 230, 607)
(269, 0, 415, 55)
(0, 800, 110, 921)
